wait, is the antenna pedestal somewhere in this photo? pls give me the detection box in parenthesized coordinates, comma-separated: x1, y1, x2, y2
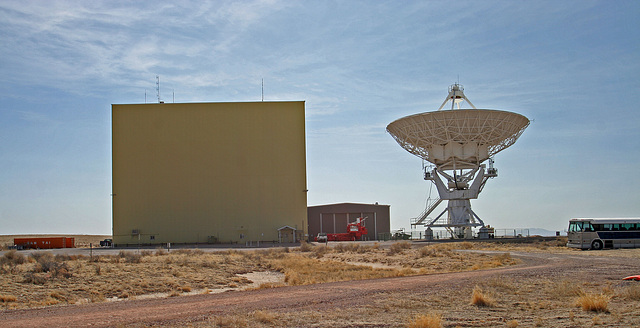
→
(416, 167, 489, 238)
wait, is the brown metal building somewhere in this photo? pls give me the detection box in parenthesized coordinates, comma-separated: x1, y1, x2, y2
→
(307, 203, 390, 241)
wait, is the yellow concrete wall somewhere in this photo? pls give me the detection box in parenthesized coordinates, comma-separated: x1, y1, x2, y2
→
(112, 101, 307, 245)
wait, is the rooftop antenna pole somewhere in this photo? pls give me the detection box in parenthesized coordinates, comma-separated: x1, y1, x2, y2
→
(156, 75, 160, 103)
(145, 89, 147, 103)
(173, 89, 175, 103)
(261, 78, 264, 101)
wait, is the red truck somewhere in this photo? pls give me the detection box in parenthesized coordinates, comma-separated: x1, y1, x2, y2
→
(315, 217, 368, 242)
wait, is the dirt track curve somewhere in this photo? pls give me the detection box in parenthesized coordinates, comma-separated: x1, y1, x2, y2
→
(1, 251, 637, 327)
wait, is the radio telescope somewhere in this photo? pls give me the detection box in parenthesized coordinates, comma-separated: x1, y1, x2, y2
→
(387, 84, 529, 238)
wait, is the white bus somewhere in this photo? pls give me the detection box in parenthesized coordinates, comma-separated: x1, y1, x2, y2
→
(567, 218, 640, 250)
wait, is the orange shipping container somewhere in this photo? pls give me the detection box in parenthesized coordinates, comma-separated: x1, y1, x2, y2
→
(14, 237, 75, 249)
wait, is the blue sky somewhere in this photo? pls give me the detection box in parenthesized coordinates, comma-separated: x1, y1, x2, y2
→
(1, 0, 639, 235)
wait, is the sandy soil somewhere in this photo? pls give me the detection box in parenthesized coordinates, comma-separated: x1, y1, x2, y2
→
(2, 248, 639, 327)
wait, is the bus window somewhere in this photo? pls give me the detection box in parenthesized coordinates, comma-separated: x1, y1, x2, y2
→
(584, 222, 594, 232)
(569, 221, 583, 232)
(603, 224, 612, 231)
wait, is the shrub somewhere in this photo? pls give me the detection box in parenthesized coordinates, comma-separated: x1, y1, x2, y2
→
(419, 246, 437, 258)
(576, 292, 610, 312)
(30, 251, 52, 262)
(23, 272, 47, 285)
(347, 243, 361, 253)
(1, 250, 26, 266)
(388, 241, 411, 255)
(406, 313, 442, 328)
(299, 241, 313, 252)
(34, 257, 57, 273)
(118, 251, 142, 263)
(470, 285, 495, 307)
(458, 241, 473, 249)
(29, 252, 72, 278)
(140, 250, 153, 257)
(313, 245, 328, 258)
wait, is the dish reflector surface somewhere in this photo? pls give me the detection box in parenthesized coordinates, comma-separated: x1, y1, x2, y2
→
(387, 109, 529, 168)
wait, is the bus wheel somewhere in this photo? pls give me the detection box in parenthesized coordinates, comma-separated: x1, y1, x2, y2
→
(591, 240, 603, 250)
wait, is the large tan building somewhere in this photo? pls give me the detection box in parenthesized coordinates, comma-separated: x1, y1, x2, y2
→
(112, 101, 307, 245)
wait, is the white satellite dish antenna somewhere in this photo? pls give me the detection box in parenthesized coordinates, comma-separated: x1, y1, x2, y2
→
(387, 84, 529, 239)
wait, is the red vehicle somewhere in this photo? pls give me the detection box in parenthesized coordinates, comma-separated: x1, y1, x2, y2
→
(14, 237, 75, 249)
(315, 217, 368, 241)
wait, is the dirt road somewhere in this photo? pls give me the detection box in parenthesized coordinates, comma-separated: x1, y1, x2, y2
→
(2, 251, 638, 327)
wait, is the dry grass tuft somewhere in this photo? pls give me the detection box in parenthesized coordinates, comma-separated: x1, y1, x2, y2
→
(550, 279, 583, 298)
(255, 282, 284, 289)
(211, 315, 248, 327)
(49, 291, 66, 301)
(576, 292, 610, 312)
(506, 319, 519, 327)
(0, 294, 17, 303)
(253, 310, 277, 324)
(620, 284, 640, 301)
(406, 313, 442, 328)
(592, 315, 602, 325)
(470, 285, 495, 307)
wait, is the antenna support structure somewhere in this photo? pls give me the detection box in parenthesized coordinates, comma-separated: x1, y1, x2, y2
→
(387, 84, 529, 239)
